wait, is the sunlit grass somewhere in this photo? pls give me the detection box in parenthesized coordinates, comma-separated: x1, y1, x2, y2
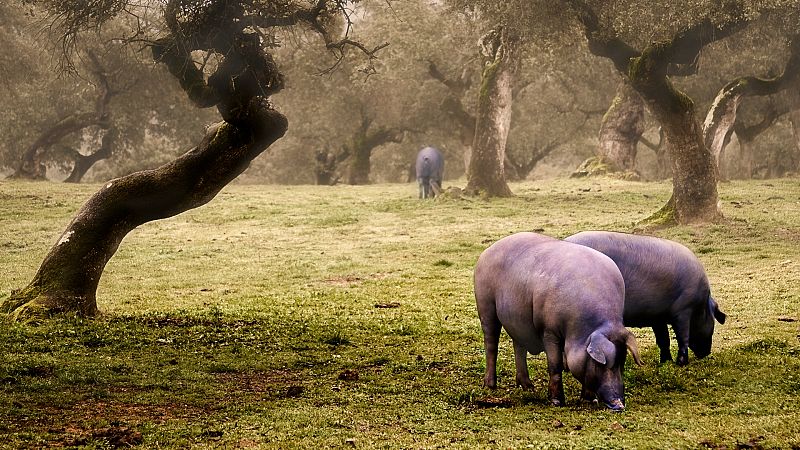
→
(1, 177, 799, 448)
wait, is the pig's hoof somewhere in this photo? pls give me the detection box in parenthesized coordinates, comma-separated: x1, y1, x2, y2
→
(550, 398, 565, 407)
(676, 356, 689, 366)
(517, 378, 533, 391)
(604, 399, 625, 411)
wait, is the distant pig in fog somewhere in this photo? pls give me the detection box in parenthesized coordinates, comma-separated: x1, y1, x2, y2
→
(565, 231, 727, 366)
(415, 147, 444, 199)
(474, 232, 643, 411)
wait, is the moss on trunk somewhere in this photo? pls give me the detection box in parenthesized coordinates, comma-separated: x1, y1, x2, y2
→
(635, 195, 677, 230)
(465, 28, 518, 198)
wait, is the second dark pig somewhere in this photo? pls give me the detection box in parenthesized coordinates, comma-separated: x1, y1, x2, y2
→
(565, 230, 727, 366)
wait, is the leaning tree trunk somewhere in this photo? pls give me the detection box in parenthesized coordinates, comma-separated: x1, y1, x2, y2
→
(2, 23, 288, 320)
(9, 50, 114, 181)
(703, 36, 800, 180)
(465, 28, 519, 197)
(9, 112, 101, 180)
(64, 126, 117, 183)
(2, 110, 286, 319)
(596, 81, 644, 172)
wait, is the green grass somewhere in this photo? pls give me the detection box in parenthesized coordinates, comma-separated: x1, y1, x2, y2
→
(1, 177, 799, 448)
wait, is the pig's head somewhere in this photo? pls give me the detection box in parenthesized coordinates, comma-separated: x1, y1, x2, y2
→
(570, 329, 644, 411)
(689, 296, 727, 359)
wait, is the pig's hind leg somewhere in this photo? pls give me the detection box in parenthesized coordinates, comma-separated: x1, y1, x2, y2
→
(478, 300, 502, 389)
(513, 341, 535, 390)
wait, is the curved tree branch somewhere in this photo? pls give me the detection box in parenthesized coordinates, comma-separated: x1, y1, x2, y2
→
(703, 35, 800, 175)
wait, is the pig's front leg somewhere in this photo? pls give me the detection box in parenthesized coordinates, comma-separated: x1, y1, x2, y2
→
(544, 333, 566, 406)
(580, 384, 597, 404)
(672, 311, 692, 366)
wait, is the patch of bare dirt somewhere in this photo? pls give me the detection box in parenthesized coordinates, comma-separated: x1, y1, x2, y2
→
(322, 272, 392, 287)
(473, 396, 514, 408)
(9, 399, 208, 448)
(58, 425, 143, 448)
(214, 369, 305, 399)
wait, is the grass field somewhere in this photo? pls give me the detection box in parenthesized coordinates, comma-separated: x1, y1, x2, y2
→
(1, 177, 799, 449)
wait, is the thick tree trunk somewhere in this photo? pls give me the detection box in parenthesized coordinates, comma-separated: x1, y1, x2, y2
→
(570, 1, 763, 223)
(465, 28, 519, 197)
(348, 143, 372, 185)
(625, 44, 721, 224)
(2, 105, 287, 319)
(2, 20, 290, 319)
(345, 113, 404, 185)
(596, 81, 644, 172)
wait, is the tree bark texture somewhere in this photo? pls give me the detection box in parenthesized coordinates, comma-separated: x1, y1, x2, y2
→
(628, 45, 721, 223)
(3, 6, 295, 319)
(465, 28, 519, 197)
(596, 81, 644, 172)
(702, 36, 800, 179)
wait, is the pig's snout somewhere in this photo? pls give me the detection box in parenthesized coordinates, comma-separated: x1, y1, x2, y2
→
(604, 398, 625, 411)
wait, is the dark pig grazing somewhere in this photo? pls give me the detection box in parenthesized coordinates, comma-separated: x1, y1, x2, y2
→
(565, 231, 727, 366)
(415, 147, 444, 199)
(475, 232, 643, 411)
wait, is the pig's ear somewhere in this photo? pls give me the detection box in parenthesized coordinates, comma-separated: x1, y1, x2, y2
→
(624, 330, 644, 366)
(587, 331, 615, 365)
(710, 297, 727, 324)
